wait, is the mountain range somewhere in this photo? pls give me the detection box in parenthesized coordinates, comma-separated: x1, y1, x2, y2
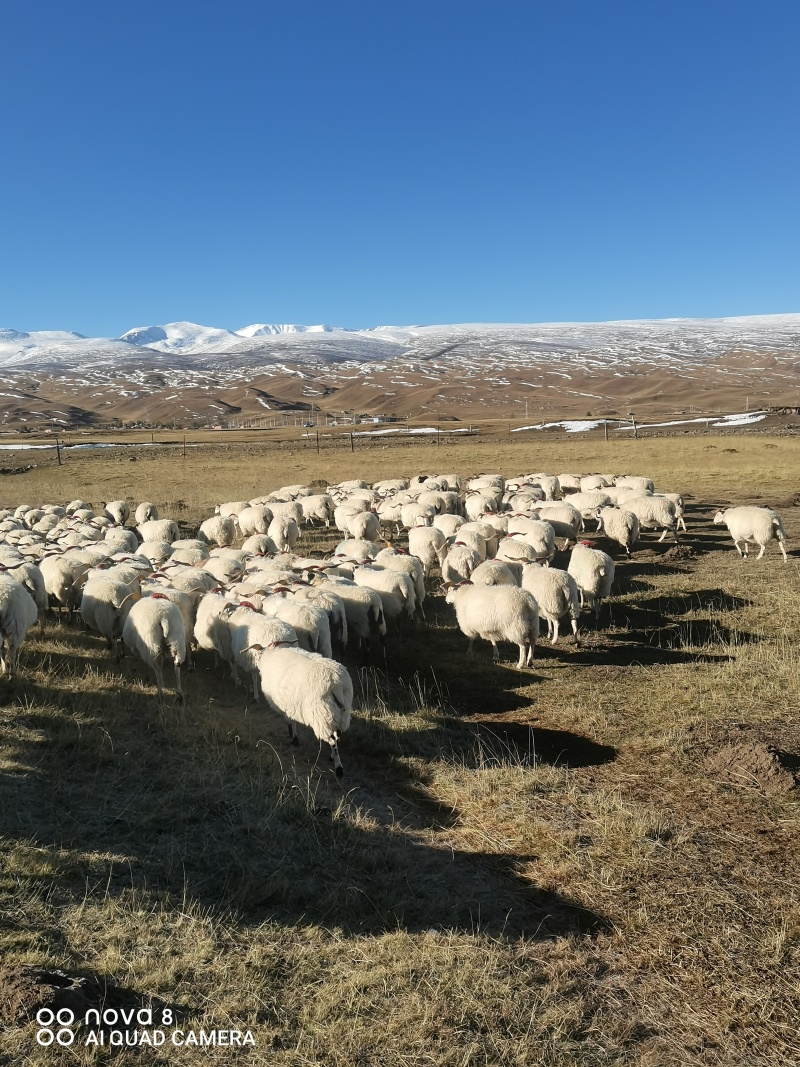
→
(0, 315, 798, 430)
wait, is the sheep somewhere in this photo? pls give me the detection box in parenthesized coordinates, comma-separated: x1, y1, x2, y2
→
(579, 475, 610, 492)
(520, 563, 580, 643)
(713, 507, 788, 561)
(104, 527, 139, 554)
(567, 543, 616, 620)
(469, 560, 519, 587)
(661, 493, 687, 533)
(261, 593, 333, 656)
(198, 515, 237, 547)
(614, 475, 655, 493)
(401, 501, 435, 529)
(134, 502, 159, 524)
(312, 577, 386, 651)
(503, 520, 556, 563)
(374, 547, 426, 617)
(0, 575, 39, 676)
(408, 525, 447, 575)
(432, 514, 465, 539)
(137, 540, 175, 565)
(334, 538, 379, 562)
(352, 563, 416, 620)
(230, 609, 298, 698)
(240, 533, 279, 555)
(441, 544, 482, 586)
(299, 494, 335, 527)
(564, 491, 614, 521)
(595, 507, 640, 556)
(449, 529, 488, 561)
(345, 510, 382, 542)
(193, 591, 237, 665)
(267, 515, 300, 553)
(140, 582, 200, 668)
(123, 593, 186, 700)
(0, 560, 48, 629)
(132, 518, 178, 545)
(236, 505, 274, 537)
(268, 501, 304, 525)
(464, 490, 500, 521)
(203, 556, 245, 585)
(39, 553, 89, 619)
(445, 583, 538, 668)
(532, 501, 583, 534)
(103, 500, 130, 525)
(80, 576, 140, 660)
(216, 500, 250, 517)
(624, 495, 678, 542)
(252, 647, 353, 775)
(290, 583, 348, 650)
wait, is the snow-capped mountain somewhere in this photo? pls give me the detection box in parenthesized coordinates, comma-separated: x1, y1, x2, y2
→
(0, 314, 798, 430)
(235, 323, 341, 337)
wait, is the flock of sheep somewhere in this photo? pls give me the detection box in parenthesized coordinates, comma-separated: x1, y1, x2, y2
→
(0, 471, 789, 776)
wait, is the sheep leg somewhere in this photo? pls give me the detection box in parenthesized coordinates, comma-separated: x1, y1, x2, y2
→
(516, 644, 526, 669)
(733, 539, 744, 557)
(779, 539, 788, 562)
(490, 641, 499, 663)
(658, 527, 668, 543)
(251, 671, 260, 702)
(466, 637, 475, 657)
(551, 618, 560, 645)
(152, 659, 165, 702)
(174, 660, 184, 702)
(329, 734, 344, 778)
(756, 543, 766, 560)
(570, 618, 580, 644)
(525, 640, 535, 666)
(288, 721, 299, 746)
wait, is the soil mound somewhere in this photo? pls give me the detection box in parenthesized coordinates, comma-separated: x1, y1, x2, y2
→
(705, 739, 800, 794)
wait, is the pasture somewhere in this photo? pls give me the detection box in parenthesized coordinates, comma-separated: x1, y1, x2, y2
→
(1, 435, 799, 1065)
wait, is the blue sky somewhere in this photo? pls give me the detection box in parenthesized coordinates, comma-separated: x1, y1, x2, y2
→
(2, 0, 798, 335)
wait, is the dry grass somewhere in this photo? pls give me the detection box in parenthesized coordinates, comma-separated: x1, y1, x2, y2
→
(1, 434, 799, 1064)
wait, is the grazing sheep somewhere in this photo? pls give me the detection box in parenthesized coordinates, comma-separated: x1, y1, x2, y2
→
(230, 609, 298, 698)
(713, 507, 788, 561)
(0, 574, 39, 676)
(469, 560, 519, 587)
(261, 593, 333, 656)
(345, 510, 382, 542)
(39, 553, 89, 618)
(103, 500, 130, 525)
(408, 525, 447, 575)
(568, 542, 616, 620)
(445, 582, 538, 668)
(624, 495, 678, 543)
(595, 507, 640, 556)
(216, 500, 250, 517)
(432, 514, 466, 538)
(267, 515, 300, 552)
(236, 505, 274, 537)
(441, 544, 482, 586)
(134, 502, 159, 524)
(252, 647, 354, 775)
(312, 577, 386, 651)
(520, 563, 580, 643)
(198, 515, 237, 548)
(374, 547, 426, 617)
(564, 491, 614, 521)
(614, 475, 655, 493)
(240, 533, 280, 555)
(123, 594, 186, 700)
(0, 560, 48, 629)
(80, 577, 140, 660)
(334, 538, 379, 562)
(299, 494, 335, 527)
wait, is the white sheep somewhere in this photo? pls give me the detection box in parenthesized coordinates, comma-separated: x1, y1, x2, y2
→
(121, 593, 186, 699)
(312, 576, 386, 651)
(39, 553, 89, 619)
(235, 505, 274, 537)
(240, 533, 279, 556)
(216, 500, 250, 517)
(661, 493, 687, 533)
(469, 560, 519, 587)
(432, 514, 466, 539)
(261, 593, 333, 656)
(267, 515, 300, 552)
(198, 515, 237, 547)
(595, 507, 640, 556)
(445, 583, 538, 668)
(252, 647, 353, 775)
(568, 542, 616, 620)
(374, 547, 426, 617)
(80, 576, 140, 660)
(408, 525, 447, 575)
(713, 507, 788, 561)
(134, 502, 159, 524)
(299, 494, 335, 527)
(0, 559, 48, 629)
(624, 495, 678, 542)
(103, 500, 130, 525)
(0, 574, 39, 676)
(230, 608, 298, 698)
(520, 563, 580, 643)
(345, 510, 382, 542)
(441, 544, 482, 585)
(352, 563, 416, 621)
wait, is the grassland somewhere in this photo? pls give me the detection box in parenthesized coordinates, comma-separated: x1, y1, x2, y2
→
(1, 434, 799, 1065)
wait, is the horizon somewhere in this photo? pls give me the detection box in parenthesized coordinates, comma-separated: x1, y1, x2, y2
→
(5, 308, 800, 342)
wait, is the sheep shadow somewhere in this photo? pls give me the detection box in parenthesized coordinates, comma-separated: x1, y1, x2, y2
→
(2, 674, 609, 946)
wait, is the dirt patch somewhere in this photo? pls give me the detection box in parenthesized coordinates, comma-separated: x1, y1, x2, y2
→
(0, 968, 95, 1024)
(705, 739, 800, 795)
(661, 544, 695, 562)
